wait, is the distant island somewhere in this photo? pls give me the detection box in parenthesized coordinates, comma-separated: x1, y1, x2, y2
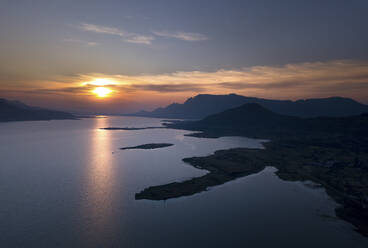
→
(0, 98, 75, 122)
(128, 93, 368, 119)
(120, 143, 173, 150)
(136, 103, 368, 236)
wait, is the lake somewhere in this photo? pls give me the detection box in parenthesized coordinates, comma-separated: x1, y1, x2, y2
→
(0, 116, 367, 247)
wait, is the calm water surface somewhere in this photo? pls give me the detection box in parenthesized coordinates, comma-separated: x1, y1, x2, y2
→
(0, 116, 367, 247)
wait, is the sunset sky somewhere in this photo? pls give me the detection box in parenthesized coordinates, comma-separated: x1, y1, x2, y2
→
(1, 0, 368, 114)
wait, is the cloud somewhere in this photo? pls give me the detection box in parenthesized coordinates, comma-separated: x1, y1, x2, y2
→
(3, 60, 368, 104)
(78, 23, 208, 44)
(87, 60, 368, 102)
(79, 23, 154, 45)
(32, 82, 205, 95)
(219, 81, 304, 90)
(63, 38, 98, 47)
(79, 23, 126, 36)
(152, 30, 208, 41)
(123, 35, 155, 45)
(132, 83, 207, 92)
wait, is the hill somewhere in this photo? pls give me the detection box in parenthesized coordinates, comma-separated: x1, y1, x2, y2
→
(167, 103, 368, 139)
(129, 94, 368, 119)
(0, 98, 75, 122)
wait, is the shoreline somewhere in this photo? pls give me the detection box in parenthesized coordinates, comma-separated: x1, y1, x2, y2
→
(135, 136, 368, 236)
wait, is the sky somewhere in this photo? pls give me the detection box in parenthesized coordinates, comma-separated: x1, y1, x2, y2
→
(0, 0, 368, 114)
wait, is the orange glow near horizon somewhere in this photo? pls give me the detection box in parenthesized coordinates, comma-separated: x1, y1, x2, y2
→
(92, 87, 113, 98)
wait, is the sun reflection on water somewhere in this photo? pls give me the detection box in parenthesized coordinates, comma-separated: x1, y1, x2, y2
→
(82, 116, 116, 246)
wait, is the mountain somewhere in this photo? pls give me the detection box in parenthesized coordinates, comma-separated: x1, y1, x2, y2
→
(168, 103, 368, 139)
(0, 98, 75, 122)
(129, 94, 368, 119)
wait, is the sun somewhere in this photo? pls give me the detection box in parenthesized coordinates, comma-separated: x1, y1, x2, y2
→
(92, 87, 112, 98)
(88, 78, 115, 86)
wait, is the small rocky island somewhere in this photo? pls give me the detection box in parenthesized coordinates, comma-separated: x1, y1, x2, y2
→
(120, 143, 174, 150)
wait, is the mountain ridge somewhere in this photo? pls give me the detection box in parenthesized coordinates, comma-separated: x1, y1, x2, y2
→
(128, 94, 368, 119)
(0, 98, 76, 122)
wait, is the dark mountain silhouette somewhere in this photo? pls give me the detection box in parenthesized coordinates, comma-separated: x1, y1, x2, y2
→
(0, 98, 75, 122)
(129, 94, 368, 119)
(168, 103, 368, 139)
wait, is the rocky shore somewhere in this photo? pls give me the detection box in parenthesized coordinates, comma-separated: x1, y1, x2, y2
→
(136, 137, 368, 236)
